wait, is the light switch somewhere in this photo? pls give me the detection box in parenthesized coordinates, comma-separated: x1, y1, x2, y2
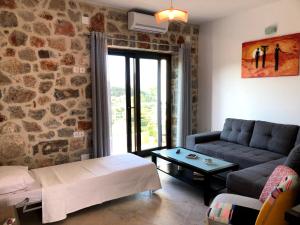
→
(73, 66, 79, 73)
(82, 16, 90, 25)
(79, 67, 86, 74)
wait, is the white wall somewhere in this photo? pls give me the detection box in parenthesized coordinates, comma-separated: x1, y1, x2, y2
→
(198, 0, 300, 132)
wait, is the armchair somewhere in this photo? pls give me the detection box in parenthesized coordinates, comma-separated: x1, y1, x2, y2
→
(207, 165, 299, 225)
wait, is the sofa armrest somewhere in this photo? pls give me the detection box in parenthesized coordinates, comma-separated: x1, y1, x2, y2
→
(186, 131, 221, 150)
(207, 193, 261, 225)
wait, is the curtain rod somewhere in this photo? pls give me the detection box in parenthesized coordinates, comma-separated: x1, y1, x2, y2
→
(84, 33, 180, 47)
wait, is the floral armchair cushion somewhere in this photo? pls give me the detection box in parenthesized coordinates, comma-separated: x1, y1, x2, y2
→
(259, 165, 298, 203)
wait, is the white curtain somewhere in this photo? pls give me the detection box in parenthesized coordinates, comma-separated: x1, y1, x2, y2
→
(176, 43, 192, 147)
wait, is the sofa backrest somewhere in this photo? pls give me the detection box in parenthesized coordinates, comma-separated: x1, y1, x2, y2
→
(249, 121, 299, 155)
(220, 118, 255, 146)
(284, 144, 300, 175)
(295, 129, 300, 146)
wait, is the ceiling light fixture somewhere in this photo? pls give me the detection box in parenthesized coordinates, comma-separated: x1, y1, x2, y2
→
(155, 0, 188, 24)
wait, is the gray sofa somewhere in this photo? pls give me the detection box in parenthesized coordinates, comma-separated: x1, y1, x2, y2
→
(186, 118, 300, 199)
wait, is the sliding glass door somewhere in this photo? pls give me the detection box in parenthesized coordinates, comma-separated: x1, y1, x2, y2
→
(107, 55, 127, 155)
(107, 49, 171, 155)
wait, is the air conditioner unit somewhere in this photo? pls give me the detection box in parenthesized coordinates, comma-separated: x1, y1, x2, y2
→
(128, 12, 169, 34)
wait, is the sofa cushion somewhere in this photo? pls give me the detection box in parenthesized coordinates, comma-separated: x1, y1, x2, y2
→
(194, 140, 284, 169)
(249, 121, 299, 155)
(226, 158, 286, 199)
(284, 144, 300, 175)
(220, 118, 255, 146)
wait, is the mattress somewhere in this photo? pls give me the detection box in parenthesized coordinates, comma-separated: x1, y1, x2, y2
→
(31, 153, 161, 223)
(0, 172, 42, 207)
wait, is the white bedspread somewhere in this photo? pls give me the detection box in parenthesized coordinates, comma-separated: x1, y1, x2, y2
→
(31, 154, 161, 223)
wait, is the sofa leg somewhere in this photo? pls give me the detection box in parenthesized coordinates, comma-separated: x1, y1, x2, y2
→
(204, 176, 211, 206)
(204, 193, 210, 206)
(149, 190, 153, 197)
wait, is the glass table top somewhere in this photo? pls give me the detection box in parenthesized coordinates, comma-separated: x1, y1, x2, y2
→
(152, 148, 236, 172)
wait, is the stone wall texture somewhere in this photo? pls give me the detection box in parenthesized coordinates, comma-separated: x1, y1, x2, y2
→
(0, 0, 199, 168)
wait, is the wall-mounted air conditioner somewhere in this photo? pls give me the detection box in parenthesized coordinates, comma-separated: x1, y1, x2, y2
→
(128, 12, 169, 34)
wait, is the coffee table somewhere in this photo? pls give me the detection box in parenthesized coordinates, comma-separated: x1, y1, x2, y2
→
(151, 148, 239, 206)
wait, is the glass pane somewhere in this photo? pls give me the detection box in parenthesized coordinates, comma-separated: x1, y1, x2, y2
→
(140, 59, 158, 150)
(161, 59, 167, 147)
(107, 55, 127, 155)
(154, 148, 236, 172)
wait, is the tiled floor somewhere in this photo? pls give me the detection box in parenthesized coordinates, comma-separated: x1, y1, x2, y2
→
(20, 172, 208, 225)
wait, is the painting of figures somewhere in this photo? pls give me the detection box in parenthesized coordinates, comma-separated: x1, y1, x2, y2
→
(242, 33, 300, 78)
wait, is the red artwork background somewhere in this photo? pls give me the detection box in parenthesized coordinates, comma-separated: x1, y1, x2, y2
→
(242, 33, 300, 78)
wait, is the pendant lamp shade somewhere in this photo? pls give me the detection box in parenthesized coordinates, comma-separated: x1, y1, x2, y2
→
(155, 8, 188, 23)
(155, 0, 188, 24)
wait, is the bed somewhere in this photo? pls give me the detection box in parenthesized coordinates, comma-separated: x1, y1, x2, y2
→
(0, 173, 42, 209)
(0, 153, 161, 223)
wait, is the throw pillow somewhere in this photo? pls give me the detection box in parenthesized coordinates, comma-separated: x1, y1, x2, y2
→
(259, 165, 297, 203)
(0, 166, 35, 194)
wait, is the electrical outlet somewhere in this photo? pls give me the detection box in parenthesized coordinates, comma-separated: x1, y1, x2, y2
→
(73, 131, 85, 138)
(73, 66, 80, 73)
(79, 67, 86, 74)
(81, 154, 90, 161)
(82, 16, 90, 25)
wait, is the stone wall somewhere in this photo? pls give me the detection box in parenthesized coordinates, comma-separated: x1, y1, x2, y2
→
(0, 0, 199, 168)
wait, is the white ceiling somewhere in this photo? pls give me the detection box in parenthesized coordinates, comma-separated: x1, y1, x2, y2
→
(86, 0, 280, 24)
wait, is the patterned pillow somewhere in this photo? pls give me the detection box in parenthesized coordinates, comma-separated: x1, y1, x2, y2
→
(259, 165, 298, 203)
